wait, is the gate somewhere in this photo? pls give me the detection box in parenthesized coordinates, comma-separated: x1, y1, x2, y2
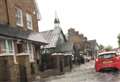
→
(59, 60, 63, 72)
(19, 64, 28, 82)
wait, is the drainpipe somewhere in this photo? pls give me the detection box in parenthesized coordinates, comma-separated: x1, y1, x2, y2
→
(4, 0, 9, 24)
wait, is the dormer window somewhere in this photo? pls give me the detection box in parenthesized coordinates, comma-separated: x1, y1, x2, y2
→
(16, 8, 23, 27)
(26, 13, 33, 30)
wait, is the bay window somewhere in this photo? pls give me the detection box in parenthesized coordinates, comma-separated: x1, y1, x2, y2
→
(0, 40, 14, 54)
(16, 42, 27, 54)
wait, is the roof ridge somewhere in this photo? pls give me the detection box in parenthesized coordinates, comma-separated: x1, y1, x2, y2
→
(39, 29, 53, 33)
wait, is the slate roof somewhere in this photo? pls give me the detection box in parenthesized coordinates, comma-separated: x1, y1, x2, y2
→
(39, 30, 60, 48)
(39, 27, 74, 55)
(39, 27, 67, 48)
(0, 24, 48, 44)
(27, 32, 48, 44)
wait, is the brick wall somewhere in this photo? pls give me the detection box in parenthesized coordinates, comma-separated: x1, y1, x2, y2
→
(0, 56, 32, 82)
(0, 0, 8, 24)
(0, 56, 19, 82)
(0, 0, 39, 32)
(17, 55, 32, 82)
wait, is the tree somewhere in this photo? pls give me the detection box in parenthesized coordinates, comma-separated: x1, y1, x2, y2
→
(104, 45, 113, 51)
(98, 44, 113, 51)
(117, 34, 120, 48)
(99, 44, 104, 50)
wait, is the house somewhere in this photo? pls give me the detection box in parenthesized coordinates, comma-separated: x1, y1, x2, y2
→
(38, 15, 73, 77)
(88, 40, 98, 59)
(0, 0, 47, 82)
(68, 28, 87, 64)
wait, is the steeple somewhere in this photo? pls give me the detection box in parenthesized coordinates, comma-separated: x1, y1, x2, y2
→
(54, 11, 60, 27)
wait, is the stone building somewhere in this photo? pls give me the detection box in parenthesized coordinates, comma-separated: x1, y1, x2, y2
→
(0, 0, 47, 82)
(38, 15, 73, 77)
(67, 28, 90, 64)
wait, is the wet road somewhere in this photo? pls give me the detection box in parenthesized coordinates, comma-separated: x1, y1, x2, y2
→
(34, 61, 120, 82)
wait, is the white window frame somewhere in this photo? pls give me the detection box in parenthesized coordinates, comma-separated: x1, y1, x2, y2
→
(26, 13, 33, 30)
(27, 42, 34, 62)
(0, 40, 18, 64)
(16, 8, 23, 27)
(0, 40, 15, 55)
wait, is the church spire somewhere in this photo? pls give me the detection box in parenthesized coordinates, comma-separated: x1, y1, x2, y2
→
(54, 11, 60, 27)
(54, 11, 62, 32)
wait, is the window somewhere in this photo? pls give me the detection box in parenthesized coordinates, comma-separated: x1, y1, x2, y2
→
(0, 40, 14, 54)
(98, 53, 117, 59)
(16, 8, 23, 27)
(26, 13, 33, 30)
(16, 42, 27, 53)
(27, 42, 34, 62)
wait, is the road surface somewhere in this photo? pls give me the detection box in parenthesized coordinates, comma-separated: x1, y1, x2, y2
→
(34, 61, 120, 82)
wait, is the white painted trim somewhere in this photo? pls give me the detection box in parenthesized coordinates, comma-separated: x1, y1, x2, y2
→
(64, 53, 73, 56)
(52, 53, 63, 56)
(12, 41, 18, 64)
(30, 44, 34, 62)
(23, 42, 35, 62)
(16, 53, 29, 56)
(28, 43, 35, 62)
(0, 53, 15, 56)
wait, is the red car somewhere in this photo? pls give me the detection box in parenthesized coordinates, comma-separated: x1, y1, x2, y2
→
(95, 51, 120, 72)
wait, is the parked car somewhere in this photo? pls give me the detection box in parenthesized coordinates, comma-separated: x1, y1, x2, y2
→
(79, 55, 85, 64)
(95, 51, 120, 72)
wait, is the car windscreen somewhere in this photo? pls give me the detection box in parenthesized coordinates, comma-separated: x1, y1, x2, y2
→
(98, 53, 116, 59)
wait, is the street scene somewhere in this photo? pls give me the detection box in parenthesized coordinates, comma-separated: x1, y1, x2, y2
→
(0, 0, 120, 82)
(34, 60, 120, 82)
(34, 61, 120, 82)
(49, 61, 120, 82)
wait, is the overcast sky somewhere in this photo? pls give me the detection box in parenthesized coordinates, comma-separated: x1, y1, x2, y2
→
(36, 0, 120, 48)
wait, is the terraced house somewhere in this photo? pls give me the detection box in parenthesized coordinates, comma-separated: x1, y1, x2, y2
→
(0, 0, 47, 82)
